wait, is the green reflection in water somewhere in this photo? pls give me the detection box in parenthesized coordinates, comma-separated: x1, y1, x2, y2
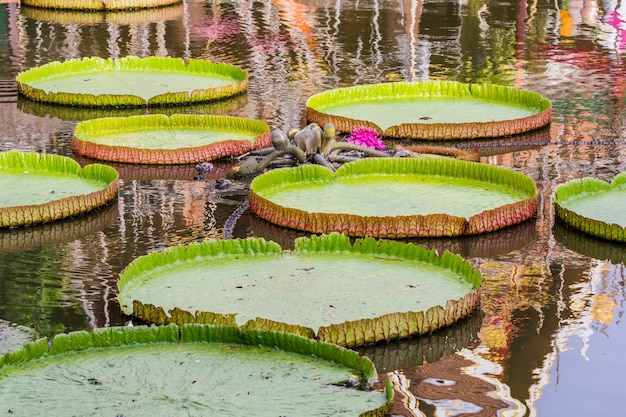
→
(0, 245, 87, 338)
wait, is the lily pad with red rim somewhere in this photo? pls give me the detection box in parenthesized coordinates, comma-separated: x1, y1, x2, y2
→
(72, 114, 271, 164)
(306, 81, 551, 140)
(249, 158, 538, 238)
(0, 151, 118, 228)
(554, 173, 626, 242)
(16, 56, 248, 107)
(117, 233, 483, 347)
(0, 324, 391, 417)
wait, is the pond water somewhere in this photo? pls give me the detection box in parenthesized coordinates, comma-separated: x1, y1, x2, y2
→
(1, 0, 625, 415)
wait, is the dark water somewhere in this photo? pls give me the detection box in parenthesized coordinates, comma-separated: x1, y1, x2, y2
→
(1, 0, 626, 415)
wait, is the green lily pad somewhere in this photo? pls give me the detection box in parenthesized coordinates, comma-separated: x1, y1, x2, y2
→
(117, 233, 483, 347)
(0, 152, 119, 228)
(0, 321, 37, 356)
(16, 56, 247, 107)
(21, 3, 184, 23)
(249, 158, 537, 238)
(0, 324, 391, 417)
(72, 114, 271, 164)
(554, 173, 626, 242)
(21, 0, 181, 11)
(306, 81, 551, 140)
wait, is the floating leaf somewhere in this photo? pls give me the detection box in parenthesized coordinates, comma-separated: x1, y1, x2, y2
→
(554, 173, 626, 242)
(21, 0, 182, 11)
(0, 152, 118, 228)
(249, 158, 538, 238)
(306, 81, 551, 140)
(17, 56, 247, 107)
(73, 114, 271, 164)
(0, 325, 390, 417)
(21, 2, 184, 23)
(117, 233, 483, 347)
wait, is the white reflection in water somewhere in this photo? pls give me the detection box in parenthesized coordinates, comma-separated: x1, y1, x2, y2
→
(458, 347, 527, 417)
(526, 261, 626, 416)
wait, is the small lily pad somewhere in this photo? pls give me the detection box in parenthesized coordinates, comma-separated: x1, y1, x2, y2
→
(306, 81, 551, 140)
(0, 321, 36, 356)
(554, 173, 626, 242)
(249, 158, 537, 238)
(0, 152, 119, 228)
(0, 325, 391, 417)
(117, 233, 483, 347)
(17, 56, 248, 107)
(72, 114, 271, 164)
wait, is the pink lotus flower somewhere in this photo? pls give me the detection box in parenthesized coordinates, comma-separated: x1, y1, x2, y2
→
(346, 126, 386, 150)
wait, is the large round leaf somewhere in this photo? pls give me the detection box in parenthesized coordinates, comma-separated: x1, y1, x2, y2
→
(306, 81, 551, 140)
(554, 172, 626, 242)
(21, 0, 181, 11)
(249, 158, 538, 238)
(117, 233, 483, 347)
(16, 56, 248, 107)
(21, 3, 184, 23)
(72, 114, 271, 164)
(0, 325, 390, 417)
(0, 152, 119, 228)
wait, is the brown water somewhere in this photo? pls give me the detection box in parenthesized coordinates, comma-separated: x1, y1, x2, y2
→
(1, 0, 625, 415)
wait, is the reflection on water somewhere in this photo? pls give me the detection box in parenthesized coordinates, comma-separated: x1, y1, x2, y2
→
(1, 0, 626, 415)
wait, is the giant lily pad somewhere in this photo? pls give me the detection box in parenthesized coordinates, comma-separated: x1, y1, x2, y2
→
(21, 3, 183, 23)
(21, 0, 181, 11)
(117, 233, 483, 347)
(306, 81, 551, 140)
(249, 158, 537, 238)
(72, 114, 271, 164)
(0, 152, 118, 228)
(16, 56, 248, 107)
(554, 173, 626, 242)
(0, 324, 391, 416)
